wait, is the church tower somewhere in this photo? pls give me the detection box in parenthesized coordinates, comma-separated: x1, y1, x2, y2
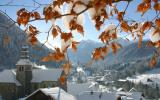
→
(16, 44, 32, 96)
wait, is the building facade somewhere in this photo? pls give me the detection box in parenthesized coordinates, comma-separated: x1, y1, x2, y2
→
(0, 45, 66, 100)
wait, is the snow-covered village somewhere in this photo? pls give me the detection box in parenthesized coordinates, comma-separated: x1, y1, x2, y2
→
(0, 44, 148, 100)
(0, 0, 160, 100)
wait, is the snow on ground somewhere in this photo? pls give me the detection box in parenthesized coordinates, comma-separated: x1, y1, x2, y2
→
(68, 82, 145, 100)
(77, 91, 145, 100)
(33, 63, 47, 69)
(126, 68, 160, 86)
(41, 87, 76, 100)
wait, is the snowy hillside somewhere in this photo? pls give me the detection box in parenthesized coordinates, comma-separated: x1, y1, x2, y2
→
(0, 12, 61, 69)
(126, 68, 160, 87)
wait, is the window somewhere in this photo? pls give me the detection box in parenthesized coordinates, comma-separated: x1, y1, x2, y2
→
(19, 66, 24, 71)
(19, 67, 21, 71)
(21, 67, 24, 71)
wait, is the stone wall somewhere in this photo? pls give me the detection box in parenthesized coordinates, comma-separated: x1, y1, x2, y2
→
(0, 83, 17, 100)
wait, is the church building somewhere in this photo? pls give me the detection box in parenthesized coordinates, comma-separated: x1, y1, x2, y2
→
(0, 45, 66, 100)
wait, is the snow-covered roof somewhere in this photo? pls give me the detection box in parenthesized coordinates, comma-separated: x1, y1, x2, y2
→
(22, 90, 145, 100)
(67, 82, 99, 96)
(33, 63, 47, 70)
(16, 59, 32, 65)
(118, 79, 127, 82)
(116, 91, 145, 100)
(117, 88, 124, 92)
(77, 91, 117, 100)
(73, 90, 145, 100)
(31, 69, 62, 83)
(129, 87, 137, 92)
(0, 68, 62, 85)
(26, 87, 76, 100)
(0, 69, 21, 86)
(68, 82, 145, 100)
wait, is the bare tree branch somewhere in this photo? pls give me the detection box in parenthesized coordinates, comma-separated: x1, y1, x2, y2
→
(41, 25, 53, 48)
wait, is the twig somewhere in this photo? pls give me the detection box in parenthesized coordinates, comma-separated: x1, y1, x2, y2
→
(152, 11, 160, 21)
(0, 4, 38, 8)
(41, 25, 53, 47)
(32, 0, 48, 6)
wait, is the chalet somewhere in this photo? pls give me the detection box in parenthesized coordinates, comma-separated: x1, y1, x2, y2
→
(25, 87, 75, 100)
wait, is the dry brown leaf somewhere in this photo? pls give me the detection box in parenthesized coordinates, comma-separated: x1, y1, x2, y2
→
(29, 25, 39, 35)
(101, 46, 109, 56)
(141, 21, 152, 33)
(111, 42, 122, 54)
(154, 41, 160, 48)
(101, 9, 108, 19)
(138, 35, 143, 48)
(41, 54, 52, 62)
(111, 33, 117, 39)
(154, 3, 160, 11)
(63, 63, 71, 75)
(42, 48, 65, 62)
(92, 48, 103, 60)
(117, 12, 124, 22)
(99, 31, 110, 43)
(153, 0, 158, 3)
(52, 28, 58, 38)
(146, 41, 154, 47)
(33, 12, 41, 19)
(52, 48, 65, 62)
(149, 57, 157, 67)
(61, 32, 73, 42)
(76, 24, 84, 36)
(71, 41, 79, 52)
(95, 21, 103, 31)
(17, 8, 25, 16)
(155, 19, 160, 27)
(29, 36, 38, 45)
(121, 21, 131, 32)
(59, 75, 66, 85)
(137, 2, 151, 15)
(69, 19, 77, 30)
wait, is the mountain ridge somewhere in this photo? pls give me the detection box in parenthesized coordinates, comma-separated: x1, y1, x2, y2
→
(68, 39, 155, 67)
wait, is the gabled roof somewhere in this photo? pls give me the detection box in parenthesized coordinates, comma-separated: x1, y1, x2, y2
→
(129, 87, 137, 92)
(31, 69, 62, 83)
(25, 87, 76, 100)
(0, 69, 21, 86)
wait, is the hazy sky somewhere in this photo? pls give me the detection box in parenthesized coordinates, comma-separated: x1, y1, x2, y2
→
(0, 0, 156, 48)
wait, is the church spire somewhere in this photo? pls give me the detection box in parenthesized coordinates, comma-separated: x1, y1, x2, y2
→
(20, 44, 29, 59)
(16, 44, 33, 96)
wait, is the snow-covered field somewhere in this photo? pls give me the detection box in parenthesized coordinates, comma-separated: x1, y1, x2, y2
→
(126, 68, 160, 87)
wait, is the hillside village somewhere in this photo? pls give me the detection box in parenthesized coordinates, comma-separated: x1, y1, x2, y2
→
(0, 44, 159, 100)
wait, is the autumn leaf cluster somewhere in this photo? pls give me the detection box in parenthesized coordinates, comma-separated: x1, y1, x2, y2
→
(15, 0, 160, 84)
